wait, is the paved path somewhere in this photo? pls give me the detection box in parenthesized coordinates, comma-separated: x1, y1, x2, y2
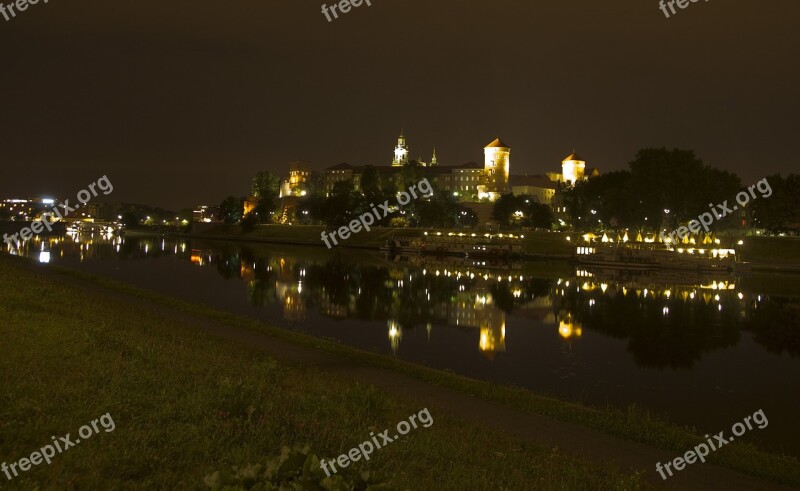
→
(36, 261, 795, 491)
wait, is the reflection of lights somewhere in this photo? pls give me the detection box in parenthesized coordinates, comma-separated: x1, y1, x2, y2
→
(663, 306, 669, 315)
(388, 320, 402, 353)
(588, 299, 595, 307)
(39, 251, 51, 263)
(558, 320, 582, 341)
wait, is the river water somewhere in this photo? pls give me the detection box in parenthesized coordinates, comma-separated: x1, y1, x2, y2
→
(6, 233, 799, 454)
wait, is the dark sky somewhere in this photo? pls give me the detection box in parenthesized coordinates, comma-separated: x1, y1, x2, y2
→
(1, 0, 798, 209)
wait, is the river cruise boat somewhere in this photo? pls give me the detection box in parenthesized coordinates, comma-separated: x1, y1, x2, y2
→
(575, 243, 748, 273)
(382, 233, 524, 258)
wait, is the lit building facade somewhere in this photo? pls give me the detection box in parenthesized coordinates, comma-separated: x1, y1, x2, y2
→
(280, 161, 314, 198)
(480, 138, 511, 200)
(321, 133, 510, 202)
(510, 175, 557, 204)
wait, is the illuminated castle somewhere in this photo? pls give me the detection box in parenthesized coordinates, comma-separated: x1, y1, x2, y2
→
(547, 151, 599, 186)
(323, 132, 511, 201)
(480, 138, 511, 201)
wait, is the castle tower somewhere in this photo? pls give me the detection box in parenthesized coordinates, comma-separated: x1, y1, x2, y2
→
(392, 130, 409, 167)
(561, 151, 586, 185)
(483, 138, 510, 200)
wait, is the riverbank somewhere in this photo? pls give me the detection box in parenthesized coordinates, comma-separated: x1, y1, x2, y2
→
(192, 224, 575, 258)
(0, 255, 797, 489)
(189, 224, 800, 271)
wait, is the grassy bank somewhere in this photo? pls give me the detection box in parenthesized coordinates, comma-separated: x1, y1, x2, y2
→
(0, 256, 647, 490)
(195, 224, 573, 256)
(1, 255, 798, 488)
(194, 224, 800, 264)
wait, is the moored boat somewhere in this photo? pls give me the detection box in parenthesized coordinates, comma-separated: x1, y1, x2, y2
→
(576, 243, 749, 273)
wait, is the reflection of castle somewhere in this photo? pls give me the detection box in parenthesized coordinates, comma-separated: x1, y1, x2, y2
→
(436, 290, 507, 359)
(276, 282, 306, 321)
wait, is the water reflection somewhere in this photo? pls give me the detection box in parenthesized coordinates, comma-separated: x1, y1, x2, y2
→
(7, 234, 798, 367)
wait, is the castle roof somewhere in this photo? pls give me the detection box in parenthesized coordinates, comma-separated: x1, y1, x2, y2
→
(509, 175, 558, 190)
(563, 152, 585, 162)
(327, 163, 354, 170)
(485, 138, 510, 149)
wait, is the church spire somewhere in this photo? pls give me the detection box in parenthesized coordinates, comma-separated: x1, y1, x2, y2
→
(392, 130, 409, 167)
(431, 147, 438, 166)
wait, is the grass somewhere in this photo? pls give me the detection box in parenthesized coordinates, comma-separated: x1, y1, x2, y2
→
(197, 224, 420, 249)
(0, 256, 651, 490)
(737, 236, 800, 263)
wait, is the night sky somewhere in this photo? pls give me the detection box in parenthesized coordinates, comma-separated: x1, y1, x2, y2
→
(1, 0, 798, 209)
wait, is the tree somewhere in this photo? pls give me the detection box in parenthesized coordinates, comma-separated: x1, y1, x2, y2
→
(627, 148, 740, 227)
(219, 196, 245, 224)
(121, 211, 140, 227)
(750, 174, 800, 234)
(324, 180, 362, 228)
(491, 194, 526, 227)
(250, 171, 281, 224)
(526, 202, 554, 230)
(561, 148, 742, 232)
